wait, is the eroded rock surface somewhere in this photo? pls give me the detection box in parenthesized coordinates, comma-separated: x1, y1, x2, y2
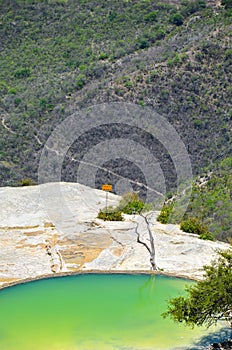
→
(0, 183, 230, 288)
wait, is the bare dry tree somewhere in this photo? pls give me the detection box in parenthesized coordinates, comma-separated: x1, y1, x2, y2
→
(133, 212, 157, 271)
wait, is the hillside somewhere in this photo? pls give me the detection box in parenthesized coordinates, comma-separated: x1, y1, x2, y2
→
(183, 157, 232, 242)
(0, 0, 231, 187)
(159, 156, 232, 242)
(0, 0, 231, 243)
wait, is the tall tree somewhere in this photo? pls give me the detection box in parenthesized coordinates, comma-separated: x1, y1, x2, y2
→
(162, 250, 232, 329)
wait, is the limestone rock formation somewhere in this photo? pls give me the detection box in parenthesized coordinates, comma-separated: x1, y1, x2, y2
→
(0, 182, 230, 288)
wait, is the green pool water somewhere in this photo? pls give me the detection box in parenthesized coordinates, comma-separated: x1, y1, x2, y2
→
(0, 274, 222, 350)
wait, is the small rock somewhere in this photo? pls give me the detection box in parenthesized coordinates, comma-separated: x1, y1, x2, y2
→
(51, 264, 59, 273)
(44, 222, 55, 228)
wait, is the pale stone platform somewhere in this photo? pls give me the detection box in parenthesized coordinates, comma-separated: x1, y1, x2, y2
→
(0, 183, 230, 288)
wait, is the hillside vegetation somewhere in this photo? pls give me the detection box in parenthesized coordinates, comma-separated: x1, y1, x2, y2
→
(0, 0, 231, 186)
(158, 157, 232, 242)
(185, 157, 232, 242)
(0, 0, 231, 241)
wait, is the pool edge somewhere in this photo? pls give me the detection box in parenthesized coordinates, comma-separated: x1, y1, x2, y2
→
(0, 269, 198, 290)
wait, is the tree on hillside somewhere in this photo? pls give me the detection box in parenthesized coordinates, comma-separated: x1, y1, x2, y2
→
(162, 250, 232, 329)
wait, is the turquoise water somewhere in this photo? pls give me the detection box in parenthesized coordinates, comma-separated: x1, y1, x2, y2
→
(0, 274, 222, 350)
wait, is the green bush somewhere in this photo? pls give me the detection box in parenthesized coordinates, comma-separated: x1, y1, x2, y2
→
(97, 192, 153, 221)
(0, 80, 9, 94)
(219, 157, 232, 171)
(181, 0, 206, 16)
(124, 79, 133, 90)
(117, 192, 145, 214)
(18, 178, 36, 186)
(138, 39, 149, 49)
(180, 217, 210, 236)
(169, 13, 184, 26)
(14, 98, 22, 106)
(97, 208, 123, 221)
(9, 88, 17, 94)
(99, 52, 108, 60)
(14, 68, 32, 78)
(121, 200, 145, 214)
(199, 231, 214, 241)
(157, 203, 174, 224)
(144, 11, 158, 22)
(76, 74, 86, 90)
(194, 119, 203, 129)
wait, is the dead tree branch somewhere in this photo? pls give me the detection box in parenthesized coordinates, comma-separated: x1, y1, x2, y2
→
(133, 212, 157, 271)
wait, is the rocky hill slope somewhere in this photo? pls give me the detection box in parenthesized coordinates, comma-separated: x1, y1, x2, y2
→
(0, 0, 231, 188)
(0, 0, 231, 244)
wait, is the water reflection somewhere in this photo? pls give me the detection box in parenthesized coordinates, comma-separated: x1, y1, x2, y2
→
(138, 274, 156, 307)
(137, 276, 231, 350)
